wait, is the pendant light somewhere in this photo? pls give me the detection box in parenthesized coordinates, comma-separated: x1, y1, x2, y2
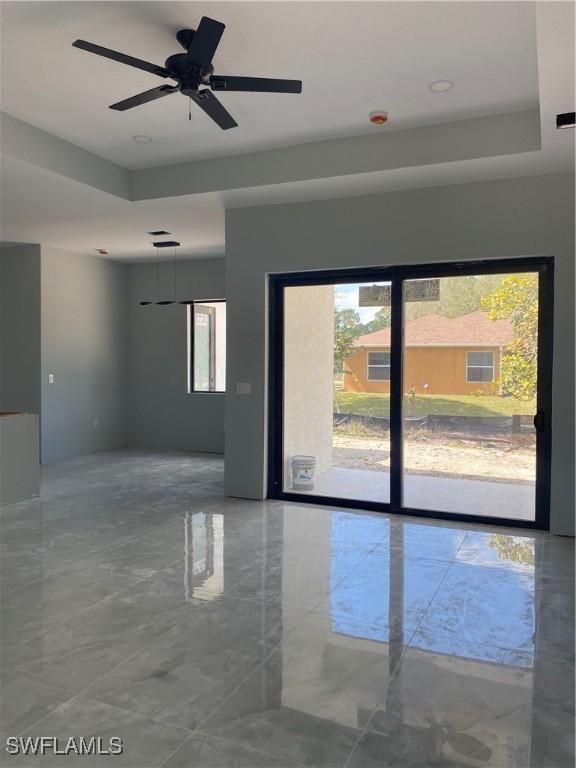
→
(139, 241, 180, 305)
(155, 241, 179, 305)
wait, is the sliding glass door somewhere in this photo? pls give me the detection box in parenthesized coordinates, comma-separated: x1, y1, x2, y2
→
(401, 273, 543, 523)
(282, 280, 392, 504)
(270, 258, 553, 528)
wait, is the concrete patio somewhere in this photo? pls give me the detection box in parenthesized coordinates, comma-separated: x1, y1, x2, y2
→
(294, 466, 535, 521)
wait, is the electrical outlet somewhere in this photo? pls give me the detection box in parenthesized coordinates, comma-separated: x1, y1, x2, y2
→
(236, 382, 252, 395)
(93, 418, 99, 428)
(48, 374, 55, 384)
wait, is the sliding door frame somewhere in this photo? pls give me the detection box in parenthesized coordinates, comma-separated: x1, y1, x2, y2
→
(268, 256, 554, 530)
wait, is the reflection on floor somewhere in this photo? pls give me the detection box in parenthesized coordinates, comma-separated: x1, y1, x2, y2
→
(0, 449, 573, 767)
(296, 466, 535, 520)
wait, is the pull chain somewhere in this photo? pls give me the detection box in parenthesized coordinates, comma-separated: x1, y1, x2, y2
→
(189, 98, 192, 121)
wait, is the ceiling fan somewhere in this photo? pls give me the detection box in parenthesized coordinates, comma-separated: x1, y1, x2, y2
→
(72, 16, 302, 130)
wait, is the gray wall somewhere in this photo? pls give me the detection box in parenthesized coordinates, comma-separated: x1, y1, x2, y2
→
(41, 247, 129, 462)
(225, 172, 575, 536)
(128, 258, 225, 454)
(0, 245, 42, 416)
(0, 413, 40, 503)
(284, 285, 334, 481)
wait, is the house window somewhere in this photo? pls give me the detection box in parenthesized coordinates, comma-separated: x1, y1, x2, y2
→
(367, 351, 391, 381)
(188, 301, 226, 392)
(466, 351, 494, 382)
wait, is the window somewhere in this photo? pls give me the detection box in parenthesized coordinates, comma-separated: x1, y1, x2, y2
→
(188, 301, 226, 392)
(466, 351, 494, 382)
(367, 351, 390, 381)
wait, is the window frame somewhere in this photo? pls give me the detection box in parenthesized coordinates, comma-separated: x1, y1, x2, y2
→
(367, 350, 391, 381)
(188, 299, 226, 394)
(466, 350, 495, 383)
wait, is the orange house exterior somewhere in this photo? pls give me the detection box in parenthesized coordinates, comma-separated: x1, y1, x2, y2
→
(344, 311, 514, 396)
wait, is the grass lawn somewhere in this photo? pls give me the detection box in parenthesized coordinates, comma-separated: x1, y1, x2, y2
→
(335, 391, 535, 417)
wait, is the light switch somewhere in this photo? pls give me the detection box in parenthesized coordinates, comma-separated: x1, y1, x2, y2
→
(48, 374, 55, 384)
(236, 382, 252, 395)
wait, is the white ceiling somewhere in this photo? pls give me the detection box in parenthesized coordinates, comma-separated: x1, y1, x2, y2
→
(1, 1, 538, 169)
(1, 156, 225, 260)
(0, 1, 573, 262)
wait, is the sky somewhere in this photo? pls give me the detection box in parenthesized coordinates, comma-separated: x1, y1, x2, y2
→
(334, 282, 389, 324)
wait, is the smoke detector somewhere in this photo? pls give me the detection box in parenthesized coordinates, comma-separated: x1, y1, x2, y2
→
(369, 111, 389, 125)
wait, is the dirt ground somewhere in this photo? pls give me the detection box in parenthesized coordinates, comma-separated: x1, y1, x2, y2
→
(333, 429, 536, 484)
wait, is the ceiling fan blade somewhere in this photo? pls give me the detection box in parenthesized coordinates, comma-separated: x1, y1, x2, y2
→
(109, 84, 178, 111)
(184, 17, 225, 70)
(73, 40, 173, 79)
(211, 75, 302, 94)
(192, 89, 237, 130)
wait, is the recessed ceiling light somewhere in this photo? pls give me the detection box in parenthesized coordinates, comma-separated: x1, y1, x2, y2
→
(132, 134, 153, 144)
(428, 80, 454, 93)
(369, 111, 389, 125)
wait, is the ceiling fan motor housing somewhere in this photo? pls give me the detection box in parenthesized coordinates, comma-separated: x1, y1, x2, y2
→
(176, 28, 195, 50)
(165, 39, 214, 90)
(72, 16, 302, 130)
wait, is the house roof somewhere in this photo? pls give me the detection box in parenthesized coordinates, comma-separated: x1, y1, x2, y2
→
(353, 311, 514, 348)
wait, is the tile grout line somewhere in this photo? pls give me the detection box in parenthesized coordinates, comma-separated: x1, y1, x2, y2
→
(10, 690, 195, 764)
(191, 609, 315, 734)
(83, 594, 316, 746)
(189, 538, 397, 742)
(0, 511, 191, 600)
(1, 554, 188, 660)
(4, 454, 558, 768)
(5, 618, 184, 740)
(19, 593, 312, 741)
(156, 730, 306, 768)
(341, 544, 460, 768)
(189, 570, 366, 738)
(156, 732, 195, 768)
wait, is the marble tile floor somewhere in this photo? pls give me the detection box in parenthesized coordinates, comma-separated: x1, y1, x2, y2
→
(0, 448, 573, 767)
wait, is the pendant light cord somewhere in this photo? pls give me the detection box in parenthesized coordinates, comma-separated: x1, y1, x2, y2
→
(156, 246, 160, 301)
(173, 245, 177, 302)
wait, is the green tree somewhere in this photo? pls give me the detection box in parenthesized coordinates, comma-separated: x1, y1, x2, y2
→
(481, 273, 538, 400)
(488, 534, 535, 566)
(365, 307, 391, 332)
(404, 275, 505, 320)
(334, 309, 362, 373)
(359, 276, 506, 331)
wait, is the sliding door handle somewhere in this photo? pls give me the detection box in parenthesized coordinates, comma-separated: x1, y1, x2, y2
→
(533, 411, 546, 432)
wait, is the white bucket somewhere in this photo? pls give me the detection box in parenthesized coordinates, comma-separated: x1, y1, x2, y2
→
(291, 455, 316, 490)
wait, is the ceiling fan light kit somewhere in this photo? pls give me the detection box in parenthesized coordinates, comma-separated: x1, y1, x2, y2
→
(73, 16, 303, 130)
